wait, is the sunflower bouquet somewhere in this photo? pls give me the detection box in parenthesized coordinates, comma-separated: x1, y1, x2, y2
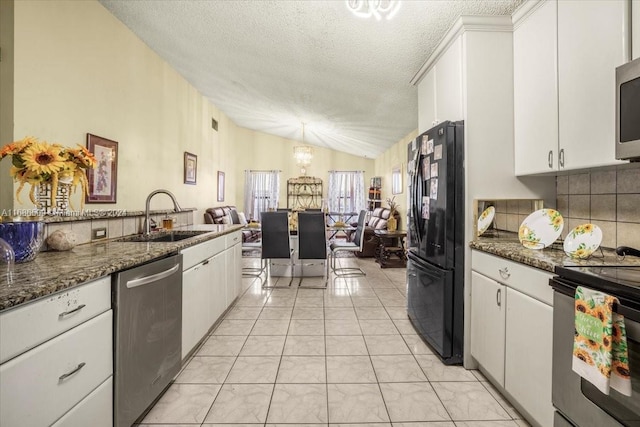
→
(0, 137, 97, 210)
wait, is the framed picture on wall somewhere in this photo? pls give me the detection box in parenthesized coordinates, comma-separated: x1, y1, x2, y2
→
(184, 152, 197, 184)
(86, 133, 118, 203)
(392, 164, 402, 194)
(217, 171, 225, 202)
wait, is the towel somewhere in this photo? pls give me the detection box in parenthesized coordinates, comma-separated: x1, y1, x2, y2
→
(572, 286, 632, 396)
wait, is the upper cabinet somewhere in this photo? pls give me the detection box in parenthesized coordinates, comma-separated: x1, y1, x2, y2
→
(417, 37, 463, 133)
(634, 0, 640, 60)
(514, 0, 629, 175)
(513, 0, 558, 175)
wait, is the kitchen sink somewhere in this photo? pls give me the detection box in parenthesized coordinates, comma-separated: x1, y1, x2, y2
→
(116, 230, 210, 243)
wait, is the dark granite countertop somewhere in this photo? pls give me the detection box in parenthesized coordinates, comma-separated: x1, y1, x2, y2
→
(0, 224, 243, 312)
(470, 232, 640, 272)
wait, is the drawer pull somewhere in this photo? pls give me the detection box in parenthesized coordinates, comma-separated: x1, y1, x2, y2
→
(498, 267, 510, 280)
(59, 362, 86, 381)
(58, 304, 86, 318)
(496, 289, 502, 307)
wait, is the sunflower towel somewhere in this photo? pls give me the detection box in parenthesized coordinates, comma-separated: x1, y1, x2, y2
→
(572, 286, 631, 396)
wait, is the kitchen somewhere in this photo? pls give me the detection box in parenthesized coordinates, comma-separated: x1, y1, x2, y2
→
(1, 0, 640, 426)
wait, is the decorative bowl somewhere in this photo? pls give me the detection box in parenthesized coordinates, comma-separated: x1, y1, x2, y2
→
(563, 223, 602, 259)
(518, 208, 564, 249)
(0, 216, 45, 262)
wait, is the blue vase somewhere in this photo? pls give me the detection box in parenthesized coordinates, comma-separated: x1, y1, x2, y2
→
(0, 218, 45, 262)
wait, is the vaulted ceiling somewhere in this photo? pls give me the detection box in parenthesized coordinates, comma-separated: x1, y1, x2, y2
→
(100, 0, 523, 158)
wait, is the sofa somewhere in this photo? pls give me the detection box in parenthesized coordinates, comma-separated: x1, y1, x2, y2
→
(346, 207, 401, 257)
(203, 206, 261, 243)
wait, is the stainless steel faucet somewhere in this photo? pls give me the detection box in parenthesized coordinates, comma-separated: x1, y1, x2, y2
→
(144, 189, 182, 235)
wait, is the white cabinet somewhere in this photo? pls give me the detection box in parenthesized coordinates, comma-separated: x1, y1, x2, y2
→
(182, 260, 211, 359)
(470, 271, 506, 386)
(0, 310, 112, 427)
(514, 0, 628, 174)
(557, 0, 627, 170)
(471, 250, 554, 427)
(52, 376, 112, 427)
(209, 251, 227, 326)
(505, 288, 554, 427)
(634, 0, 640, 60)
(225, 231, 242, 307)
(513, 0, 558, 175)
(417, 37, 463, 133)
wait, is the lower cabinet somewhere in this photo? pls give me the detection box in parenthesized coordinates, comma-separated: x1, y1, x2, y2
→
(505, 288, 554, 427)
(470, 250, 553, 427)
(52, 376, 113, 427)
(182, 260, 212, 359)
(470, 271, 506, 386)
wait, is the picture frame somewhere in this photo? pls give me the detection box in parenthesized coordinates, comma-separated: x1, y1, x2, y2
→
(184, 152, 197, 184)
(86, 133, 118, 203)
(392, 164, 402, 194)
(217, 171, 225, 202)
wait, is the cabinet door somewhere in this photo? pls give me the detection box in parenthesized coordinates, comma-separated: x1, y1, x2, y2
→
(209, 251, 227, 326)
(225, 245, 238, 307)
(418, 67, 437, 133)
(435, 36, 463, 123)
(514, 0, 559, 175)
(505, 288, 554, 427)
(182, 263, 209, 359)
(234, 242, 243, 296)
(558, 0, 627, 170)
(634, 0, 640, 60)
(470, 271, 506, 386)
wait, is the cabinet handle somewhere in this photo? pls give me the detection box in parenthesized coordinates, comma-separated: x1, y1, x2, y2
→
(496, 289, 502, 307)
(498, 267, 510, 279)
(58, 304, 86, 318)
(59, 362, 86, 381)
(202, 260, 209, 266)
(548, 150, 553, 168)
(559, 149, 565, 168)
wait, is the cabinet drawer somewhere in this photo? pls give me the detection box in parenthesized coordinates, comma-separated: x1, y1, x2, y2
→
(472, 250, 553, 305)
(181, 237, 225, 270)
(0, 310, 113, 427)
(0, 275, 111, 363)
(225, 231, 241, 248)
(52, 376, 112, 427)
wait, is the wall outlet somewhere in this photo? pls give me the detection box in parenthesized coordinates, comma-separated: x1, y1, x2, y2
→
(92, 227, 107, 240)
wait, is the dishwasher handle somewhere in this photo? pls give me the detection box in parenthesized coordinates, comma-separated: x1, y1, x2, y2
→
(126, 263, 180, 289)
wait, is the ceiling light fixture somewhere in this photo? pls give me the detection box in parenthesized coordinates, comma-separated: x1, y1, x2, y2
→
(293, 123, 314, 176)
(346, 0, 401, 21)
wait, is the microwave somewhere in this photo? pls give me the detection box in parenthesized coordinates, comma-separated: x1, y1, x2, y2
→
(616, 56, 640, 161)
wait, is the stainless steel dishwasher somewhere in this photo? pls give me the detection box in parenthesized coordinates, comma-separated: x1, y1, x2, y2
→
(113, 254, 183, 427)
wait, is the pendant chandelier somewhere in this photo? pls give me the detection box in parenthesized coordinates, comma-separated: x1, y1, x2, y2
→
(293, 123, 313, 176)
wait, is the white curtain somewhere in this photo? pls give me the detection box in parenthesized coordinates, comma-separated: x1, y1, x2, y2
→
(327, 171, 365, 214)
(243, 170, 280, 221)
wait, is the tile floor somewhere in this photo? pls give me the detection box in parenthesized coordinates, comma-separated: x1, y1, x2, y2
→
(138, 256, 530, 427)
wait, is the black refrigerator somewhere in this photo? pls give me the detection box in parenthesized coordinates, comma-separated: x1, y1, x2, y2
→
(406, 120, 464, 365)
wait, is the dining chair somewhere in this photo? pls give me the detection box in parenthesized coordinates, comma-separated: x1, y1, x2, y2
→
(329, 209, 367, 277)
(241, 240, 266, 281)
(260, 211, 294, 287)
(297, 212, 329, 288)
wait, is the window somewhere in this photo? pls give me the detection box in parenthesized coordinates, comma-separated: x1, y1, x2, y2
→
(243, 170, 280, 221)
(327, 171, 365, 214)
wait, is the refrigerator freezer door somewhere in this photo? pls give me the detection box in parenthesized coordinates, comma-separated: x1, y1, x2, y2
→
(407, 252, 461, 364)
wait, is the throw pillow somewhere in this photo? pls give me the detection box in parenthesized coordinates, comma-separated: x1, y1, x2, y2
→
(238, 212, 248, 226)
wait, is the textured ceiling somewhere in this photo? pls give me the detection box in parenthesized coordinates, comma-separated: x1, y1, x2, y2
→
(99, 0, 523, 158)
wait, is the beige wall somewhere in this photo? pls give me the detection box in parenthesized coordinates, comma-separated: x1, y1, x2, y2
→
(4, 0, 375, 221)
(374, 129, 418, 230)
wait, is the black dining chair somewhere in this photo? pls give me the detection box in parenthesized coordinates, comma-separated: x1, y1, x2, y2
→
(297, 212, 329, 288)
(329, 210, 367, 277)
(260, 211, 294, 288)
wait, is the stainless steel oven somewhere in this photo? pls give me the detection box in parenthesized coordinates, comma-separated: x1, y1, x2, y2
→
(551, 266, 640, 427)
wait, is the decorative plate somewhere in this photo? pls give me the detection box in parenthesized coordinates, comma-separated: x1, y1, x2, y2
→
(563, 224, 602, 259)
(518, 208, 564, 249)
(477, 206, 495, 236)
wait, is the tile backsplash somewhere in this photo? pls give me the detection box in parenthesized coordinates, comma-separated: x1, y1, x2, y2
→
(556, 163, 640, 249)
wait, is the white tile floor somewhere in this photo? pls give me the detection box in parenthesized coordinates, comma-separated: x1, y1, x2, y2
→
(138, 256, 530, 427)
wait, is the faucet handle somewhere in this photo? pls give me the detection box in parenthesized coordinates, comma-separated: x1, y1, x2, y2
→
(149, 218, 157, 230)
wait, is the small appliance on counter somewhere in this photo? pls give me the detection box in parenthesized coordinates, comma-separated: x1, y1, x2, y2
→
(616, 56, 640, 161)
(551, 264, 639, 427)
(406, 120, 464, 365)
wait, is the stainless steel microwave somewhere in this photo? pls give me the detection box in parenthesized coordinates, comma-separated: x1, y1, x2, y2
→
(616, 56, 640, 161)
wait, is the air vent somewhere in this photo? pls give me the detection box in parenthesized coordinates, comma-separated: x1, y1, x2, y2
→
(211, 118, 218, 131)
